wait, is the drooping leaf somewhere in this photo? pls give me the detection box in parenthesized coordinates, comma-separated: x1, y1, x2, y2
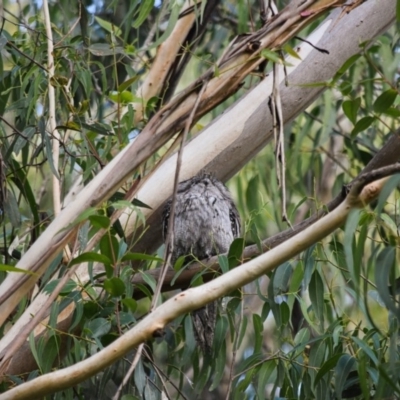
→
(94, 16, 122, 37)
(373, 89, 397, 113)
(104, 277, 125, 297)
(132, 0, 155, 29)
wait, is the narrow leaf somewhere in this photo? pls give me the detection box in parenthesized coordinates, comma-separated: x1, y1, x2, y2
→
(133, 0, 155, 28)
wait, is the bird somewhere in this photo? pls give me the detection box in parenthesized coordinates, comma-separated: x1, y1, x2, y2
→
(162, 172, 241, 353)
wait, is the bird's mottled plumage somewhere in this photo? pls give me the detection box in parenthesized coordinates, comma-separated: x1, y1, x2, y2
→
(162, 173, 241, 353)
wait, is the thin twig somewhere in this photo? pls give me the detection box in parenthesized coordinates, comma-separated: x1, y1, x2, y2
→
(143, 348, 188, 400)
(0, 116, 31, 141)
(225, 296, 244, 400)
(112, 343, 145, 400)
(275, 63, 291, 227)
(42, 0, 61, 217)
(151, 80, 209, 310)
(4, 40, 48, 72)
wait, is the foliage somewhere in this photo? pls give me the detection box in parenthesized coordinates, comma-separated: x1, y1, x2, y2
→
(0, 0, 400, 399)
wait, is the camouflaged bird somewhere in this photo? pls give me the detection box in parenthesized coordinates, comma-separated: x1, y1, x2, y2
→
(163, 173, 240, 353)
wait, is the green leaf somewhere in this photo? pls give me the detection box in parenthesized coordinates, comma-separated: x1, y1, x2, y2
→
(109, 91, 135, 104)
(351, 116, 375, 137)
(293, 327, 310, 352)
(100, 234, 119, 264)
(68, 252, 111, 268)
(288, 262, 304, 294)
(28, 332, 41, 372)
(210, 337, 226, 390)
(344, 209, 360, 289)
(257, 361, 277, 398)
(373, 89, 397, 113)
(309, 339, 327, 383)
(94, 16, 122, 36)
(283, 43, 302, 60)
(351, 336, 378, 365)
(342, 98, 361, 125)
(397, 0, 400, 22)
(117, 76, 140, 92)
(86, 317, 111, 338)
(131, 198, 152, 209)
(252, 314, 263, 353)
(277, 301, 290, 328)
(375, 247, 399, 318)
(273, 262, 292, 295)
(61, 208, 97, 232)
(0, 263, 37, 275)
(78, 120, 113, 135)
(314, 353, 343, 388)
(43, 279, 77, 295)
(13, 126, 36, 155)
(261, 49, 281, 63)
(122, 298, 137, 312)
(332, 54, 361, 83)
(88, 43, 125, 56)
(383, 107, 400, 117)
(121, 253, 163, 263)
(245, 175, 259, 213)
(375, 175, 400, 215)
(237, 315, 248, 349)
(380, 213, 398, 235)
(228, 238, 244, 268)
(104, 277, 125, 297)
(133, 0, 155, 28)
(138, 271, 157, 293)
(218, 254, 229, 274)
(335, 354, 356, 400)
(3, 188, 21, 228)
(89, 215, 110, 229)
(0, 71, 11, 115)
(150, 3, 181, 48)
(41, 334, 61, 373)
(308, 270, 324, 327)
(133, 358, 146, 394)
(121, 394, 140, 400)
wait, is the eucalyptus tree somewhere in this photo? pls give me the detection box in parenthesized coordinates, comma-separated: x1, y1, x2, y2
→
(0, 0, 399, 399)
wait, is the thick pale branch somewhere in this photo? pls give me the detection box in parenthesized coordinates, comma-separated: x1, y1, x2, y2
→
(128, 0, 397, 256)
(134, 0, 200, 123)
(0, 0, 353, 324)
(129, 160, 400, 298)
(1, 170, 395, 400)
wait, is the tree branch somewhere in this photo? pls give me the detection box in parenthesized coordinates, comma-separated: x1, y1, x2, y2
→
(42, 0, 61, 217)
(2, 165, 398, 400)
(129, 133, 400, 297)
(0, 0, 395, 379)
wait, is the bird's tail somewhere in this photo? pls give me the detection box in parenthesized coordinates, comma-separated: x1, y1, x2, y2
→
(191, 301, 218, 354)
